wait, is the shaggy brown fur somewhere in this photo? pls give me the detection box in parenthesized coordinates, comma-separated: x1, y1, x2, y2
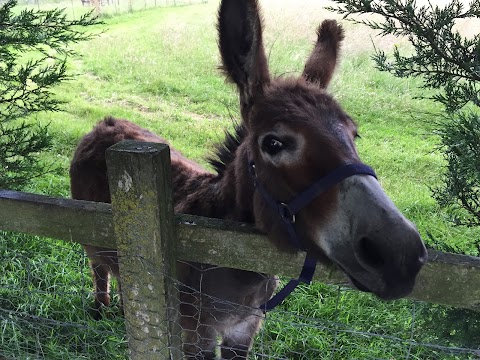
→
(71, 115, 275, 357)
(70, 1, 426, 358)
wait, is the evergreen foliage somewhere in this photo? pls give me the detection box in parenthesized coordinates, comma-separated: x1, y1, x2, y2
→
(0, 0, 98, 189)
(433, 112, 480, 226)
(329, 0, 480, 230)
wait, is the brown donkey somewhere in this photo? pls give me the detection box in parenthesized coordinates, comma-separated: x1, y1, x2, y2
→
(70, 0, 427, 358)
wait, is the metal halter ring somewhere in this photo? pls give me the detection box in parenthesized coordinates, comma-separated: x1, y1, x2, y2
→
(249, 163, 257, 179)
(248, 159, 377, 312)
(279, 202, 296, 224)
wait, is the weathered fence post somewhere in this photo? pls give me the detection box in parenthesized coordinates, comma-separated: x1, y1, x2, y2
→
(106, 140, 183, 359)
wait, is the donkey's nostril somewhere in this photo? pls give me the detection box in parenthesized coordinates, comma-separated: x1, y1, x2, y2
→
(358, 237, 385, 269)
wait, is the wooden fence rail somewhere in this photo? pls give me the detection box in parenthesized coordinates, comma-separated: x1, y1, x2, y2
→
(1, 141, 480, 358)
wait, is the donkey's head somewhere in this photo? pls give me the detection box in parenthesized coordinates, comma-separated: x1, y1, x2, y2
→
(218, 0, 427, 300)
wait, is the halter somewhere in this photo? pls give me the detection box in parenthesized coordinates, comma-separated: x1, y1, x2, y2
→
(248, 160, 377, 311)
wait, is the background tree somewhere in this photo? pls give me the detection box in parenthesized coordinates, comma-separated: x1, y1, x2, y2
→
(0, 0, 98, 190)
(329, 0, 480, 229)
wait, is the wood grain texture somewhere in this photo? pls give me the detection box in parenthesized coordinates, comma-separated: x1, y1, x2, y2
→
(106, 141, 183, 360)
(1, 188, 479, 310)
(0, 189, 114, 248)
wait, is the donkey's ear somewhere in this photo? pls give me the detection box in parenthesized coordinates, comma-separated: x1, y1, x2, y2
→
(303, 20, 345, 89)
(218, 0, 270, 114)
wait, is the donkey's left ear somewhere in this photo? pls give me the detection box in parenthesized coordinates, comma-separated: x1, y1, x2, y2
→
(303, 20, 345, 89)
(218, 0, 270, 118)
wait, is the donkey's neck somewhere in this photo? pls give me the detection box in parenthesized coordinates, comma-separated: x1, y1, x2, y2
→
(171, 143, 255, 223)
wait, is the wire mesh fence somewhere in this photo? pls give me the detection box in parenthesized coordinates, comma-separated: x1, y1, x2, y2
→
(2, 230, 480, 359)
(167, 263, 480, 359)
(0, 231, 127, 360)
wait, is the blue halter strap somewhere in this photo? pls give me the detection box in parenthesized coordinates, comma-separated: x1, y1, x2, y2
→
(248, 160, 377, 312)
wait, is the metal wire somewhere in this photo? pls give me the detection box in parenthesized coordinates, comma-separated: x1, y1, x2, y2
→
(1, 233, 480, 359)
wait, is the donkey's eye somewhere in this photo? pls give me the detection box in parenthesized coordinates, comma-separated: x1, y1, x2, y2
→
(262, 135, 284, 156)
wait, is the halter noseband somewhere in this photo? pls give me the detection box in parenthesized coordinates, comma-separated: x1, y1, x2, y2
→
(248, 160, 377, 311)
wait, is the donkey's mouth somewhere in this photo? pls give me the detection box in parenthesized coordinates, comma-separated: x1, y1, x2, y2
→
(334, 260, 415, 300)
(344, 271, 416, 300)
(333, 261, 376, 294)
(347, 275, 373, 293)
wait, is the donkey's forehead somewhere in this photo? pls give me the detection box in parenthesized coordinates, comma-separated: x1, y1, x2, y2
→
(253, 79, 357, 133)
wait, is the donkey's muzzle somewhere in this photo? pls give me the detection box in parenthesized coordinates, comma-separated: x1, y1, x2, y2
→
(351, 223, 428, 300)
(330, 175, 428, 300)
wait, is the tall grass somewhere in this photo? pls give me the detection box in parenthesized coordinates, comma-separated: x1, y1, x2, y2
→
(1, 0, 479, 359)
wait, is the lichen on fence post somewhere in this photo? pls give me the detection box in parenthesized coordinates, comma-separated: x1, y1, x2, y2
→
(106, 140, 183, 360)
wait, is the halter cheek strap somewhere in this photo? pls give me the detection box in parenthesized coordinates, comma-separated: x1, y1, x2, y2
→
(248, 160, 377, 312)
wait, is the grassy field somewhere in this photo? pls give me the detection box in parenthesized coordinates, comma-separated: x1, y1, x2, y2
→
(1, 0, 480, 359)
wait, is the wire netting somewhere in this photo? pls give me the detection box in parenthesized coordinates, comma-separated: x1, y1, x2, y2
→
(168, 263, 480, 360)
(0, 231, 127, 360)
(1, 230, 480, 359)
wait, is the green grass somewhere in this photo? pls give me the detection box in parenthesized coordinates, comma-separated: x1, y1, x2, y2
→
(1, 0, 480, 359)
(0, 232, 127, 360)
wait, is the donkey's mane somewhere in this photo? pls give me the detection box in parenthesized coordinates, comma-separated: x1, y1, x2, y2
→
(208, 123, 246, 176)
(69, 0, 427, 354)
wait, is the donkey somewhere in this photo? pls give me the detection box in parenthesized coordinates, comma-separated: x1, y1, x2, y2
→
(70, 0, 427, 358)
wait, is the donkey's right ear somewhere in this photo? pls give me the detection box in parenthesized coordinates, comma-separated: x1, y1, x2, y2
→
(218, 0, 270, 116)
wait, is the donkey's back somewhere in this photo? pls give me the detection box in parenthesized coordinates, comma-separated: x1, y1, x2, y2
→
(71, 117, 167, 319)
(70, 116, 277, 358)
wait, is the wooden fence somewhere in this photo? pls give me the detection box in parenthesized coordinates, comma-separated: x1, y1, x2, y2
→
(1, 140, 480, 359)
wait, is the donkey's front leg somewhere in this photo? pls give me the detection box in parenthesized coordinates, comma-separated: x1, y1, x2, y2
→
(183, 322, 218, 359)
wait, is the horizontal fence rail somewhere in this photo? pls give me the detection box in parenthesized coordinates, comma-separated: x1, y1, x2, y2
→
(1, 188, 480, 311)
